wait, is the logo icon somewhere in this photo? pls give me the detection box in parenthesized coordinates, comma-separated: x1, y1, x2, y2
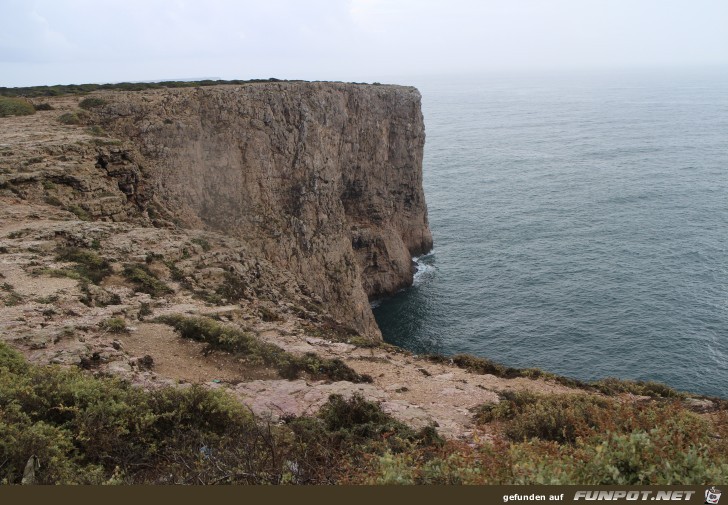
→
(706, 487, 722, 505)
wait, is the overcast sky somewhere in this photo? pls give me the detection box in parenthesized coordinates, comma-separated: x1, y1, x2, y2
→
(2, 0, 727, 87)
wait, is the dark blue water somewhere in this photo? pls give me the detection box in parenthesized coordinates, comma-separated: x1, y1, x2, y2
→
(374, 69, 728, 397)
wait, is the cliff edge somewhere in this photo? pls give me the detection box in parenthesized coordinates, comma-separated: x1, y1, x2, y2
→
(95, 83, 432, 339)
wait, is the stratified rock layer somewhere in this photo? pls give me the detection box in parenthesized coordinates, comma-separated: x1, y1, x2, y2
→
(96, 83, 432, 338)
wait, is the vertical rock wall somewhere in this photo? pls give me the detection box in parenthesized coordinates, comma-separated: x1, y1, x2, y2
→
(99, 82, 432, 338)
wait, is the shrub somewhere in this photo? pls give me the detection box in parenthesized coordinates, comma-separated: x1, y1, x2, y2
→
(592, 377, 684, 399)
(137, 302, 153, 320)
(122, 263, 172, 298)
(319, 394, 412, 440)
(44, 196, 63, 207)
(56, 247, 112, 284)
(0, 343, 282, 484)
(0, 97, 35, 117)
(216, 272, 247, 301)
(475, 391, 706, 445)
(66, 204, 91, 221)
(1, 282, 24, 307)
(58, 112, 82, 125)
(190, 237, 212, 252)
(86, 125, 107, 137)
(99, 317, 127, 333)
(78, 97, 106, 109)
(259, 306, 283, 322)
(366, 394, 727, 485)
(1, 341, 722, 486)
(33, 103, 54, 111)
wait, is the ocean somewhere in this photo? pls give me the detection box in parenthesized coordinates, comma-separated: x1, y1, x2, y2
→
(373, 68, 728, 398)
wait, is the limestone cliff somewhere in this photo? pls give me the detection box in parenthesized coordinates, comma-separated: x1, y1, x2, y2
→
(94, 83, 433, 338)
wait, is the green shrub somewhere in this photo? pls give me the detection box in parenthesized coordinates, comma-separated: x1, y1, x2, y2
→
(122, 263, 172, 298)
(44, 196, 63, 206)
(66, 204, 91, 220)
(0, 97, 35, 117)
(36, 268, 82, 280)
(215, 271, 247, 301)
(58, 112, 82, 125)
(78, 97, 106, 109)
(592, 377, 685, 399)
(190, 237, 212, 252)
(366, 397, 727, 485)
(1, 282, 24, 307)
(475, 391, 705, 445)
(0, 342, 283, 484)
(99, 317, 127, 333)
(1, 341, 722, 486)
(319, 394, 412, 440)
(138, 302, 153, 320)
(259, 306, 283, 322)
(33, 103, 54, 111)
(86, 125, 107, 137)
(56, 247, 112, 284)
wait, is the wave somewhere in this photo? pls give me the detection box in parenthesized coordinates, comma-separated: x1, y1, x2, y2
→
(413, 252, 436, 286)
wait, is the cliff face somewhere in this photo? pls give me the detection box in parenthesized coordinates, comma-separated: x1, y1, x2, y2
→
(97, 83, 432, 338)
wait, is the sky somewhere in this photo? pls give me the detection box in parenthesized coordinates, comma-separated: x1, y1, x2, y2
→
(2, 0, 727, 87)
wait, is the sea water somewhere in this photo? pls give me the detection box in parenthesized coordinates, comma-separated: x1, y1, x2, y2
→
(373, 68, 728, 397)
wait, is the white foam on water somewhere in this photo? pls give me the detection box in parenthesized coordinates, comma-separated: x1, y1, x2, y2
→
(412, 252, 436, 286)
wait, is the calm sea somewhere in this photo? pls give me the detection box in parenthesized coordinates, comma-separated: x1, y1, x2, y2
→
(374, 68, 728, 397)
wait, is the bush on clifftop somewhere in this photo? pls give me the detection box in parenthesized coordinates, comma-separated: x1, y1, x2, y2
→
(0, 97, 35, 117)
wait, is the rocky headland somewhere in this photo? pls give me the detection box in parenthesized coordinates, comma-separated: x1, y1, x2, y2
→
(0, 84, 725, 484)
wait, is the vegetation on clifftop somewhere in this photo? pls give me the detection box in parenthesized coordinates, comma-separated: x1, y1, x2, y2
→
(370, 391, 727, 485)
(0, 342, 423, 484)
(1, 342, 725, 485)
(0, 79, 291, 98)
(0, 97, 35, 117)
(426, 352, 701, 400)
(157, 314, 373, 383)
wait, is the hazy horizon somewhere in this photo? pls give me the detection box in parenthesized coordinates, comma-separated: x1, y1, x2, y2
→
(2, 0, 727, 88)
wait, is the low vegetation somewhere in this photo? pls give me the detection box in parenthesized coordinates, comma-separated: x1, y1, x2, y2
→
(1, 340, 725, 485)
(215, 271, 248, 301)
(1, 283, 24, 307)
(122, 263, 172, 298)
(99, 317, 128, 333)
(58, 112, 82, 125)
(190, 237, 212, 252)
(0, 342, 415, 484)
(78, 97, 107, 110)
(56, 247, 112, 284)
(364, 391, 728, 485)
(158, 315, 372, 383)
(426, 353, 588, 389)
(426, 353, 686, 398)
(65, 204, 91, 220)
(591, 377, 685, 398)
(0, 78, 289, 98)
(0, 97, 35, 117)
